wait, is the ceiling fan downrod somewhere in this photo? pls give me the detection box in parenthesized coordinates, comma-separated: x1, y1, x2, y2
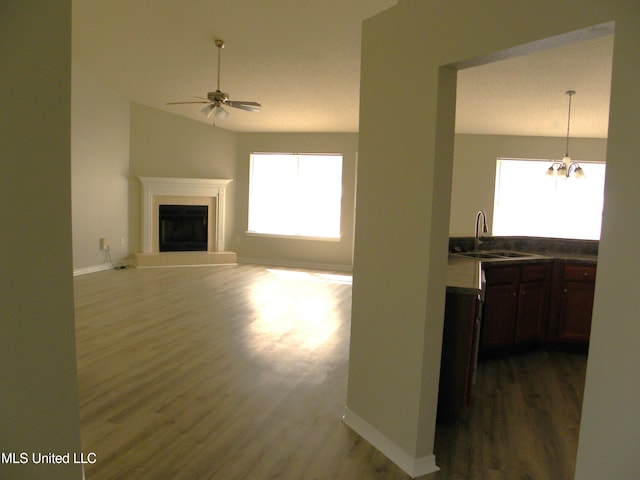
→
(215, 39, 225, 92)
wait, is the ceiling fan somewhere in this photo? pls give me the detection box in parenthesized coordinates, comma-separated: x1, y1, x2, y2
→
(167, 39, 261, 121)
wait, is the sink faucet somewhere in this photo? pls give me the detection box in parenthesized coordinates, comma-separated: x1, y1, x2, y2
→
(474, 210, 488, 251)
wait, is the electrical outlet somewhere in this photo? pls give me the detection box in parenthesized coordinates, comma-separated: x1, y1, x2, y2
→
(100, 238, 110, 251)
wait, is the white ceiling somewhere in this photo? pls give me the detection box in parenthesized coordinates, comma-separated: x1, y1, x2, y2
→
(72, 1, 613, 137)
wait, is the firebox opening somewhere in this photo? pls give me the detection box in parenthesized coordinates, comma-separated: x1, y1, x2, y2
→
(159, 205, 208, 252)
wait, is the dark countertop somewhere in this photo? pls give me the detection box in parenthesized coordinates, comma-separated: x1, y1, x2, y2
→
(545, 253, 598, 264)
(446, 255, 484, 294)
(446, 250, 598, 295)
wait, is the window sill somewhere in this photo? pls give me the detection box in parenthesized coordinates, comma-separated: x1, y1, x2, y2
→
(245, 232, 341, 242)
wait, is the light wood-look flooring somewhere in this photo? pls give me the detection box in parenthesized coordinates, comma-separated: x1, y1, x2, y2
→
(75, 264, 420, 479)
(74, 264, 585, 479)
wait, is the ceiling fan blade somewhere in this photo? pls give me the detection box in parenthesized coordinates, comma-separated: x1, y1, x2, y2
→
(229, 100, 261, 107)
(167, 101, 211, 105)
(227, 100, 261, 112)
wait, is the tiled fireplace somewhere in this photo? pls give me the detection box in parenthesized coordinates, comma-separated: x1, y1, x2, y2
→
(135, 176, 236, 267)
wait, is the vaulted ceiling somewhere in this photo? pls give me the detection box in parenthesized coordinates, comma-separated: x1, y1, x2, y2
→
(72, 1, 612, 137)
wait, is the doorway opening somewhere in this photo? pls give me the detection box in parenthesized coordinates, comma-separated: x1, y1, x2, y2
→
(437, 25, 613, 479)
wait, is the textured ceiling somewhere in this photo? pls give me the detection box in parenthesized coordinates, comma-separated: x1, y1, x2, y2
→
(456, 34, 613, 138)
(72, 1, 613, 137)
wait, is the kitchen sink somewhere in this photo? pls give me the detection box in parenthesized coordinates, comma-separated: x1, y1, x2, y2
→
(455, 252, 503, 259)
(454, 250, 540, 259)
(486, 250, 536, 258)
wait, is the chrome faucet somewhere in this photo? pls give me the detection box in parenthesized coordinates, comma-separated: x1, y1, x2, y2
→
(474, 210, 488, 251)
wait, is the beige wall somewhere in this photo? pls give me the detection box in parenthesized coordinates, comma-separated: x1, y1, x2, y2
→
(111, 102, 359, 269)
(350, 1, 640, 478)
(236, 132, 358, 270)
(0, 1, 83, 479)
(71, 63, 130, 272)
(128, 103, 238, 253)
(73, 94, 612, 270)
(575, 13, 640, 478)
(450, 134, 607, 236)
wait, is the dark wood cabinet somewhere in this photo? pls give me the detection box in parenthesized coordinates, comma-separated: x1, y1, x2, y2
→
(548, 262, 596, 344)
(438, 291, 481, 421)
(515, 264, 549, 344)
(482, 266, 518, 350)
(481, 262, 550, 355)
(516, 281, 547, 343)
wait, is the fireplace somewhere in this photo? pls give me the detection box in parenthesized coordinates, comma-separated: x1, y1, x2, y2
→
(138, 177, 232, 254)
(136, 177, 236, 267)
(159, 204, 208, 252)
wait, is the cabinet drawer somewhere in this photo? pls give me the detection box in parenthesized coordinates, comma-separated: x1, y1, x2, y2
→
(520, 264, 548, 282)
(564, 264, 596, 282)
(484, 266, 519, 285)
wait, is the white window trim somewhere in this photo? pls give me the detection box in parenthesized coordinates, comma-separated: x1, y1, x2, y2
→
(244, 231, 341, 242)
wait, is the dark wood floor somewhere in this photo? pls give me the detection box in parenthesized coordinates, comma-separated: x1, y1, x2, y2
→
(435, 349, 587, 480)
(74, 264, 586, 479)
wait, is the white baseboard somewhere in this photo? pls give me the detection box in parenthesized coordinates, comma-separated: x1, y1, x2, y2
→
(342, 407, 440, 478)
(73, 263, 113, 276)
(237, 256, 352, 272)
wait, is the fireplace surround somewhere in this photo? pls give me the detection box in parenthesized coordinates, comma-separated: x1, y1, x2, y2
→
(137, 177, 235, 266)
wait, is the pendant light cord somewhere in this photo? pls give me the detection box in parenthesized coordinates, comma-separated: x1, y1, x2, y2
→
(565, 90, 575, 157)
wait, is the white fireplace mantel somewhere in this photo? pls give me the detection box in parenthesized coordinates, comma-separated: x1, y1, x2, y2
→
(139, 176, 232, 254)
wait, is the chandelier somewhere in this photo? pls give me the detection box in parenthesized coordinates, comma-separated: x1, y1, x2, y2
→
(547, 90, 585, 178)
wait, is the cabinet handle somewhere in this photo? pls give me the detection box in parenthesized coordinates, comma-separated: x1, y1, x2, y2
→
(522, 290, 526, 296)
(583, 272, 588, 277)
(563, 288, 568, 293)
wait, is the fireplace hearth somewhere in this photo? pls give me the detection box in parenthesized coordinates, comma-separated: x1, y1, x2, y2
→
(159, 205, 208, 252)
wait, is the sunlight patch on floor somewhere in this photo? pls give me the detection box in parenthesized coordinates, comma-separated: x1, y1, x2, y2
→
(246, 269, 348, 361)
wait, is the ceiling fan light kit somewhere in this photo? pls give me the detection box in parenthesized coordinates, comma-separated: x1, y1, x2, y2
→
(167, 38, 261, 123)
(215, 106, 229, 120)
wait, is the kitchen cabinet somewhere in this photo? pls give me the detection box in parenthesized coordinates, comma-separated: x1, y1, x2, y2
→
(438, 290, 481, 421)
(548, 262, 596, 344)
(481, 265, 518, 350)
(480, 262, 550, 355)
(515, 264, 549, 344)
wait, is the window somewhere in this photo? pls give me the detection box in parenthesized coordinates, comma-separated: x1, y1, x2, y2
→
(492, 158, 606, 240)
(248, 153, 343, 239)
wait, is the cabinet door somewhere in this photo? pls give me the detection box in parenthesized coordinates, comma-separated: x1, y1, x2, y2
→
(557, 280, 595, 342)
(482, 283, 518, 350)
(438, 292, 479, 420)
(515, 281, 547, 344)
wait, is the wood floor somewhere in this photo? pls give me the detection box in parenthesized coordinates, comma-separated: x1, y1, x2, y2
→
(435, 350, 587, 480)
(74, 264, 586, 480)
